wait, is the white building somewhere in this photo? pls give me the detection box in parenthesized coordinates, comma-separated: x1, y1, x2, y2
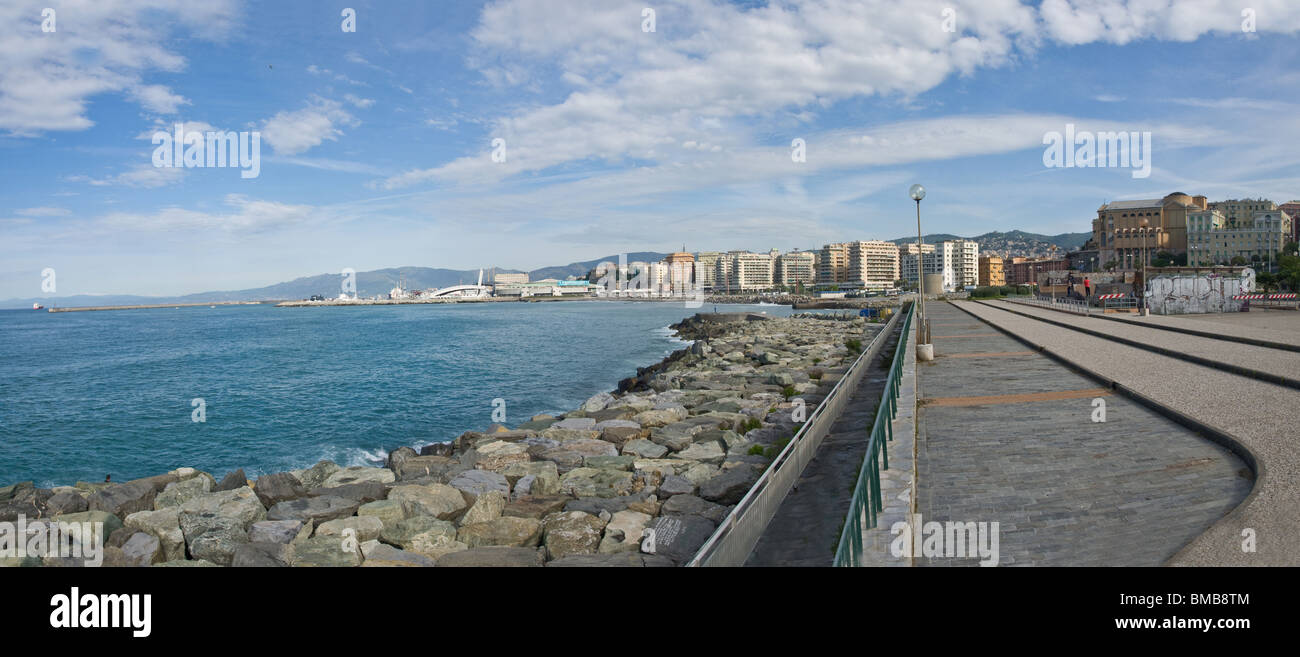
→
(900, 242, 954, 290)
(775, 250, 817, 287)
(947, 239, 980, 288)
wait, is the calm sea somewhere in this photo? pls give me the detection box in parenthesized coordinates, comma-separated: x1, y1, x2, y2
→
(0, 300, 793, 487)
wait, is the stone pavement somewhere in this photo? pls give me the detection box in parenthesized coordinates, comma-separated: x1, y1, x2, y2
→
(745, 322, 904, 566)
(914, 302, 1251, 566)
(1109, 308, 1300, 348)
(963, 300, 1297, 566)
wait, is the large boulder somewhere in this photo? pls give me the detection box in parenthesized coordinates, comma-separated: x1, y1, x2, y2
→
(660, 495, 730, 524)
(123, 508, 185, 562)
(447, 470, 510, 505)
(542, 511, 606, 560)
(179, 515, 247, 567)
(599, 425, 642, 447)
(88, 481, 157, 518)
(676, 441, 727, 464)
(621, 439, 668, 459)
(394, 455, 460, 481)
(388, 484, 467, 521)
(631, 407, 687, 428)
(293, 536, 361, 567)
(646, 514, 716, 564)
(501, 462, 560, 496)
(473, 441, 530, 472)
(307, 482, 387, 504)
(177, 487, 266, 530)
(658, 475, 697, 498)
(435, 546, 543, 567)
(292, 461, 341, 490)
(386, 446, 418, 473)
(457, 516, 542, 548)
(231, 542, 293, 567)
(459, 490, 507, 526)
(546, 553, 676, 567)
(45, 491, 88, 516)
(316, 516, 384, 543)
(560, 468, 636, 499)
(253, 472, 307, 509)
(265, 495, 359, 526)
(121, 532, 163, 566)
(154, 475, 214, 510)
(597, 510, 651, 554)
(214, 469, 247, 492)
(379, 516, 463, 560)
(699, 466, 761, 505)
(321, 466, 394, 488)
(361, 543, 435, 567)
(248, 519, 310, 545)
(580, 392, 615, 413)
(562, 439, 618, 460)
(356, 499, 407, 531)
(503, 495, 571, 520)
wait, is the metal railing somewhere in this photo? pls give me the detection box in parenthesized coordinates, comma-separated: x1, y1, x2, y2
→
(1010, 295, 1090, 315)
(686, 303, 910, 567)
(832, 302, 914, 567)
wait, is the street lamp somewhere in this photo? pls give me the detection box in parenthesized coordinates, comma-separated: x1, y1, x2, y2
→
(1139, 218, 1150, 315)
(909, 183, 932, 361)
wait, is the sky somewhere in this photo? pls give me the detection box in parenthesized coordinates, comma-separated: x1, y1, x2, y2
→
(2, 0, 1300, 298)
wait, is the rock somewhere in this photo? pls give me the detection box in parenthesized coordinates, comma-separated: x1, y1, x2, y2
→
(560, 468, 636, 499)
(177, 487, 266, 530)
(646, 514, 716, 563)
(457, 516, 542, 548)
(88, 481, 157, 517)
(265, 495, 359, 526)
(386, 446, 418, 472)
(419, 440, 459, 457)
(503, 495, 571, 520)
(631, 407, 687, 428)
(536, 448, 584, 473)
(254, 472, 307, 508)
(660, 495, 730, 524)
(622, 439, 668, 459)
(154, 475, 214, 510)
(563, 493, 649, 516)
(542, 511, 605, 560)
(316, 515, 384, 543)
(436, 546, 543, 567)
(501, 461, 560, 496)
(214, 469, 247, 492)
(515, 418, 557, 431)
(540, 428, 602, 442)
(598, 510, 652, 554)
(248, 519, 309, 545)
(293, 461, 341, 489)
(676, 441, 727, 464)
(379, 516, 464, 559)
(593, 419, 640, 431)
(473, 441, 530, 472)
(447, 470, 510, 505)
(154, 559, 219, 567)
(459, 490, 507, 526)
(658, 475, 697, 497)
(682, 463, 719, 486)
(699, 466, 761, 505)
(512, 475, 536, 498)
(563, 439, 619, 460)
(231, 542, 293, 567)
(580, 392, 615, 413)
(121, 532, 163, 566)
(308, 481, 388, 504)
(182, 516, 247, 567)
(648, 429, 693, 452)
(356, 499, 407, 530)
(599, 425, 642, 447)
(321, 466, 394, 488)
(768, 372, 794, 386)
(388, 484, 468, 521)
(361, 543, 435, 567)
(107, 527, 136, 548)
(45, 491, 88, 516)
(584, 455, 636, 471)
(124, 508, 185, 561)
(293, 536, 361, 567)
(552, 417, 598, 431)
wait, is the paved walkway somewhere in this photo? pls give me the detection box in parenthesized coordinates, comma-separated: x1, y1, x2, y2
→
(746, 322, 904, 566)
(963, 300, 1297, 565)
(1109, 308, 1300, 348)
(914, 302, 1251, 566)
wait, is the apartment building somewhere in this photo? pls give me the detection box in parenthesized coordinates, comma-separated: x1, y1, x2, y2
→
(1093, 192, 1203, 270)
(817, 243, 850, 286)
(715, 251, 775, 292)
(1188, 208, 1293, 267)
(775, 250, 817, 287)
(900, 242, 952, 289)
(948, 239, 980, 288)
(694, 251, 721, 290)
(978, 256, 1005, 286)
(1280, 202, 1300, 243)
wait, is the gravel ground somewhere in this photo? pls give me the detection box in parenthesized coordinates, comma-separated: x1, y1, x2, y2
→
(1116, 309, 1300, 346)
(961, 300, 1300, 566)
(999, 301, 1300, 382)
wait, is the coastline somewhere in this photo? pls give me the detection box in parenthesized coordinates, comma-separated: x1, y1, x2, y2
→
(1, 310, 883, 567)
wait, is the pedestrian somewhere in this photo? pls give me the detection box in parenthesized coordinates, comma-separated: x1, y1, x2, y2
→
(1084, 276, 1091, 297)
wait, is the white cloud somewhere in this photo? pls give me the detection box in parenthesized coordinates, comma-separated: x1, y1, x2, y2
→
(261, 97, 359, 155)
(0, 0, 238, 135)
(100, 194, 313, 233)
(16, 207, 71, 217)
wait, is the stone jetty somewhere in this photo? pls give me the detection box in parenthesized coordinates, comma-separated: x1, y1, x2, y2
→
(1, 313, 881, 567)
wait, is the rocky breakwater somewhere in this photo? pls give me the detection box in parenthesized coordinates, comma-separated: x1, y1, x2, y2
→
(0, 314, 880, 567)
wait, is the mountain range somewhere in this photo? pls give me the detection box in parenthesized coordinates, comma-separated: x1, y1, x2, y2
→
(886, 230, 1091, 257)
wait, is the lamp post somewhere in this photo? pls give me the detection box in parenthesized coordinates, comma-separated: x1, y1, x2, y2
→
(910, 184, 932, 361)
(1139, 218, 1150, 315)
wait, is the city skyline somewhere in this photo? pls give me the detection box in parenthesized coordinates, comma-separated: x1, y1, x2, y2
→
(4, 1, 1300, 299)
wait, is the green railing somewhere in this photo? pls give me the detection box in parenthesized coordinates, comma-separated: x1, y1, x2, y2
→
(832, 301, 913, 566)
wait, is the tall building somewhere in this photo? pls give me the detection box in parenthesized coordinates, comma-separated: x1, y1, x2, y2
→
(1209, 198, 1277, 228)
(900, 242, 952, 289)
(661, 249, 696, 295)
(1094, 192, 1203, 270)
(775, 250, 817, 287)
(817, 243, 849, 286)
(694, 251, 721, 290)
(848, 241, 900, 292)
(978, 256, 1005, 286)
(947, 239, 980, 288)
(1007, 258, 1068, 285)
(1279, 202, 1300, 243)
(1188, 208, 1292, 267)
(715, 251, 774, 292)
(493, 272, 529, 285)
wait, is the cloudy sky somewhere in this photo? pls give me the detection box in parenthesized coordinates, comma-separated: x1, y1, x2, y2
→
(2, 0, 1299, 298)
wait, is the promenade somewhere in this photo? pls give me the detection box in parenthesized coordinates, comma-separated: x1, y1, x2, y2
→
(913, 302, 1251, 566)
(960, 300, 1298, 566)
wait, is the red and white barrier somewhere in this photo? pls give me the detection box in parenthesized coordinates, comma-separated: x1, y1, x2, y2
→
(1097, 293, 1125, 300)
(1233, 294, 1266, 300)
(1269, 293, 1297, 300)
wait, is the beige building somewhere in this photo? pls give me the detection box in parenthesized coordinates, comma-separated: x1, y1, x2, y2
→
(978, 256, 1005, 286)
(694, 251, 721, 290)
(775, 250, 817, 287)
(1094, 192, 1203, 270)
(900, 242, 951, 289)
(1188, 208, 1293, 267)
(847, 241, 899, 291)
(1209, 198, 1277, 228)
(715, 251, 775, 292)
(817, 243, 850, 286)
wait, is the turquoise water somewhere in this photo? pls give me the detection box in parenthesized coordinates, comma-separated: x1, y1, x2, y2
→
(0, 301, 792, 487)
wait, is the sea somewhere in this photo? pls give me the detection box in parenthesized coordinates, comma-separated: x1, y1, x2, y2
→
(0, 300, 794, 487)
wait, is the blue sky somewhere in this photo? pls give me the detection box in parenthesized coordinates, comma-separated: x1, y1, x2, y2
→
(3, 0, 1299, 298)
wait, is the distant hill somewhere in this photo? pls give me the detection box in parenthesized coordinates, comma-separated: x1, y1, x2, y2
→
(2, 253, 669, 309)
(888, 230, 1090, 258)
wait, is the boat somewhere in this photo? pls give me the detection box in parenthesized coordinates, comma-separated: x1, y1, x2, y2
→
(32, 303, 43, 310)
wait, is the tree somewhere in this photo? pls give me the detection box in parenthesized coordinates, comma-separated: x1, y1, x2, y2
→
(1283, 241, 1299, 257)
(1103, 260, 1117, 271)
(1256, 272, 1277, 292)
(1231, 256, 1248, 266)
